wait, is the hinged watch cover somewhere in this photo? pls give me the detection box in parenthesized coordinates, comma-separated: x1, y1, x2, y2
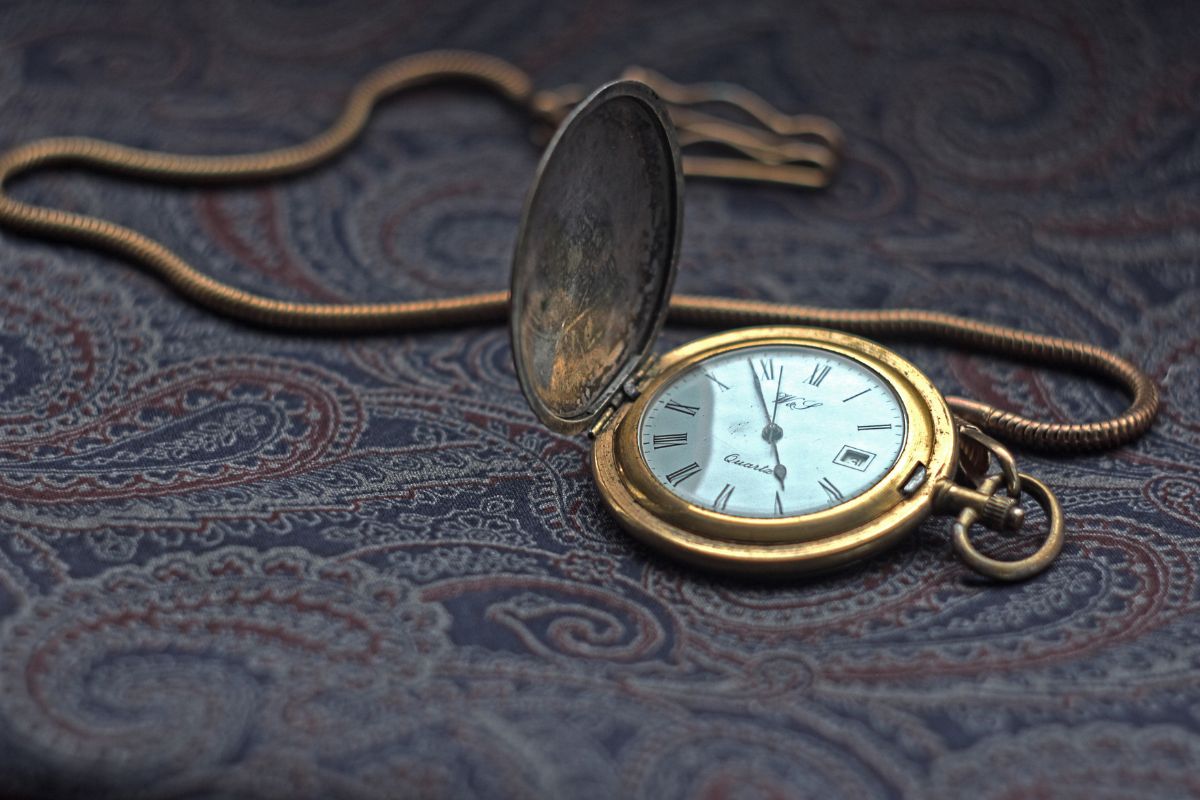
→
(509, 80, 684, 434)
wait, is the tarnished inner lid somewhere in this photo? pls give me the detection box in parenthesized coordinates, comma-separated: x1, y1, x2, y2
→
(510, 80, 682, 434)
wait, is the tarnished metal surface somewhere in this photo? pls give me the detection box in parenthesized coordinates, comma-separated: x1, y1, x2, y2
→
(510, 80, 682, 434)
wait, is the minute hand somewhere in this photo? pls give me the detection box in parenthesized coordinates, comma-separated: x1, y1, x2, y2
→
(749, 362, 787, 488)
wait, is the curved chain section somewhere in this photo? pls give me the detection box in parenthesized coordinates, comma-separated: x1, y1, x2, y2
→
(0, 51, 530, 330)
(669, 296, 1159, 452)
(0, 50, 1158, 453)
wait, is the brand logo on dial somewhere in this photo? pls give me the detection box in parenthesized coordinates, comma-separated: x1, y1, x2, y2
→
(775, 393, 822, 412)
(723, 453, 774, 475)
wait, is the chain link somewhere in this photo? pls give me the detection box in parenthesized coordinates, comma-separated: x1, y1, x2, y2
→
(0, 50, 1158, 453)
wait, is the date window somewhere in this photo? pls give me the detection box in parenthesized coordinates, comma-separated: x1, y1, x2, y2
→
(834, 445, 876, 472)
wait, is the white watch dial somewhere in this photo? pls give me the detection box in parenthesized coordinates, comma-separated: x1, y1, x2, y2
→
(638, 344, 907, 518)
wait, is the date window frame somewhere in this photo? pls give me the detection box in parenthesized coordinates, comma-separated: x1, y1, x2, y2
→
(833, 445, 876, 472)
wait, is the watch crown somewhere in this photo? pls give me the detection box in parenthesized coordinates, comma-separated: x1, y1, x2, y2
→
(982, 493, 1024, 532)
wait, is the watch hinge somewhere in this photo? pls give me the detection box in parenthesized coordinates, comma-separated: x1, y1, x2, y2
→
(587, 406, 617, 439)
(588, 358, 658, 440)
(630, 356, 658, 388)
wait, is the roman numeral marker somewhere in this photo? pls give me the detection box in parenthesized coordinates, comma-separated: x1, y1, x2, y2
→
(818, 477, 843, 503)
(664, 400, 700, 416)
(666, 462, 702, 487)
(843, 388, 871, 403)
(807, 364, 831, 387)
(705, 373, 731, 392)
(652, 433, 688, 449)
(857, 424, 893, 431)
(714, 483, 735, 511)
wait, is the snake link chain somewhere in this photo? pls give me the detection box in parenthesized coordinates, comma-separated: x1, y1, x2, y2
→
(0, 50, 1158, 453)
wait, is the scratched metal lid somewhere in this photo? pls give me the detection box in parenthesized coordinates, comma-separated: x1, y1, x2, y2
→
(510, 80, 683, 435)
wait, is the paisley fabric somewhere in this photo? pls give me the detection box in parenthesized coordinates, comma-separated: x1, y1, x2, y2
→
(1, 1, 1198, 797)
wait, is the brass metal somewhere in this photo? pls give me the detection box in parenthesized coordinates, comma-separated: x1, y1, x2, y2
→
(0, 49, 1158, 453)
(617, 66, 843, 189)
(934, 483, 1024, 532)
(952, 473, 1064, 581)
(510, 81, 682, 435)
(531, 98, 1053, 578)
(591, 326, 959, 574)
(936, 423, 1026, 533)
(957, 424, 1021, 497)
(531, 65, 843, 189)
(956, 432, 993, 485)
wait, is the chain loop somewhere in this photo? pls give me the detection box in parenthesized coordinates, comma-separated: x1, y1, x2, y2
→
(952, 473, 1065, 581)
(0, 50, 1159, 453)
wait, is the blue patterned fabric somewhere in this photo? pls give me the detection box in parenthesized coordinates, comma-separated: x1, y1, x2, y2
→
(1, 1, 1198, 797)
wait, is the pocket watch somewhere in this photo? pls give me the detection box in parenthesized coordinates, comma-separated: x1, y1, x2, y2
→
(509, 80, 1064, 580)
(0, 52, 1155, 579)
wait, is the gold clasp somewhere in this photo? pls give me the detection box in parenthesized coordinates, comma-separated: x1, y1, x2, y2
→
(933, 420, 1065, 580)
(951, 472, 1065, 581)
(529, 68, 844, 189)
(934, 421, 1024, 530)
(934, 481, 1025, 532)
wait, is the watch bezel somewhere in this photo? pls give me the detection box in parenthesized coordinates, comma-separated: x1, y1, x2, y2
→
(592, 325, 958, 574)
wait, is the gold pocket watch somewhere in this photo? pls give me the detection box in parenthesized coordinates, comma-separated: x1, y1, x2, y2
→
(6, 52, 1143, 580)
(510, 80, 1064, 580)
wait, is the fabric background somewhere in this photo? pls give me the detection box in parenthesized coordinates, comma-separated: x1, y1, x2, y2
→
(1, 1, 1198, 797)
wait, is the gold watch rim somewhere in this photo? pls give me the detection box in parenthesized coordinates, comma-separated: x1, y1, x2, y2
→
(591, 325, 958, 573)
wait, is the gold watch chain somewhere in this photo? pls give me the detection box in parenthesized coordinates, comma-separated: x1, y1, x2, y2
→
(0, 50, 1158, 454)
